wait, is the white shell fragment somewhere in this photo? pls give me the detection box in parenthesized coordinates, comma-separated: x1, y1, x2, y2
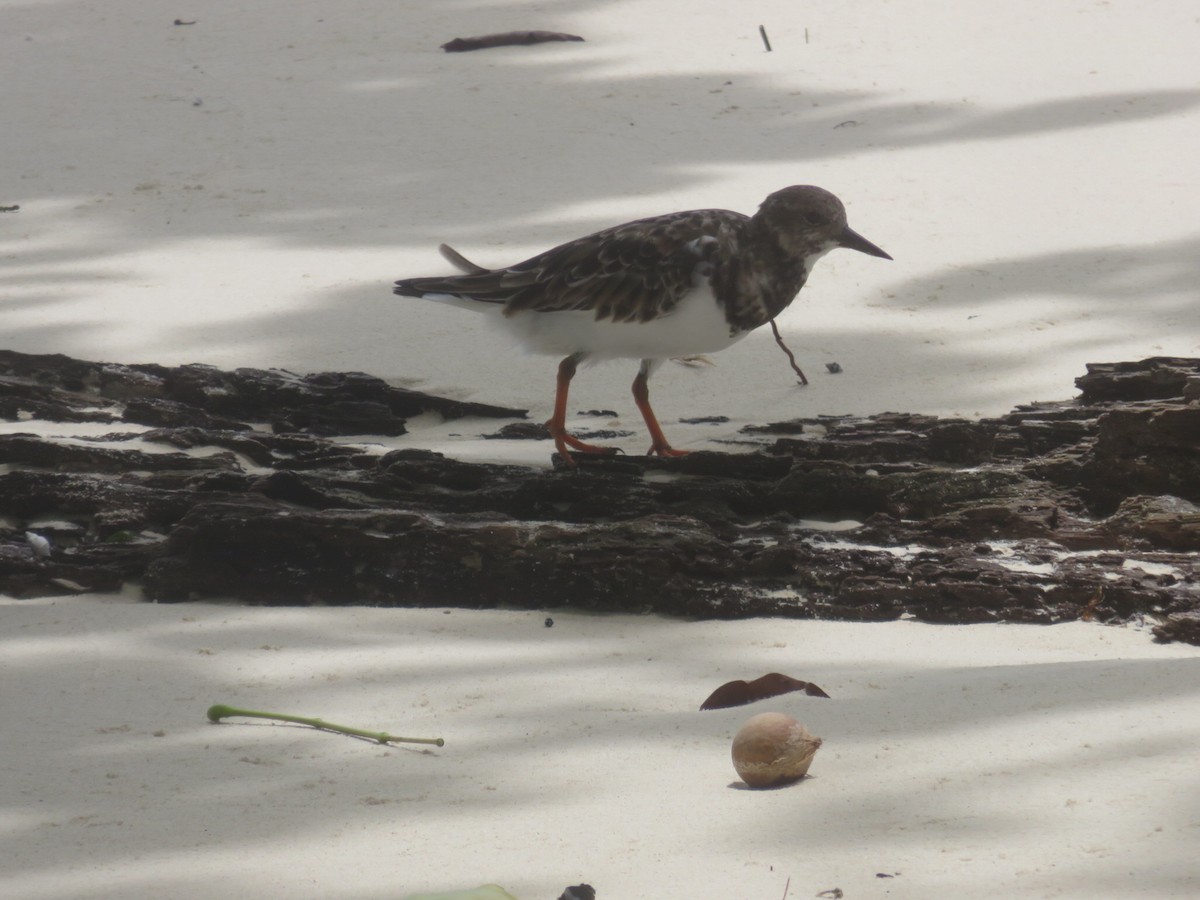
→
(26, 531, 52, 558)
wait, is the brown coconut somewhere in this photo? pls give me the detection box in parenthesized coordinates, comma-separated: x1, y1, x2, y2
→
(731, 712, 822, 788)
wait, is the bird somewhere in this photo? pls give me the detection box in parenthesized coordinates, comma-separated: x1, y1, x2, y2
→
(393, 185, 891, 463)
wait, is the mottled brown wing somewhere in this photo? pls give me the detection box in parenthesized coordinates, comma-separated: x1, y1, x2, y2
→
(503, 209, 744, 323)
(395, 209, 747, 323)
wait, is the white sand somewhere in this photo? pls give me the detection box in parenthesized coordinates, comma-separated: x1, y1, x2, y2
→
(3, 1, 1200, 897)
(4, 598, 1199, 899)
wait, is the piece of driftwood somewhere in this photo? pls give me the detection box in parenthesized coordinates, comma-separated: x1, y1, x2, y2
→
(1, 350, 1198, 643)
(441, 31, 584, 53)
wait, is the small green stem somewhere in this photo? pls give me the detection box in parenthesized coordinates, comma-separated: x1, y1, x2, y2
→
(206, 704, 444, 746)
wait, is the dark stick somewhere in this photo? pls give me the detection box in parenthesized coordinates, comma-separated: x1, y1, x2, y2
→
(770, 319, 808, 385)
(441, 31, 584, 53)
(759, 24, 773, 52)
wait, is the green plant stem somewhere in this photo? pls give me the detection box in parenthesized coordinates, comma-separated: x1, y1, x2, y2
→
(206, 704, 444, 746)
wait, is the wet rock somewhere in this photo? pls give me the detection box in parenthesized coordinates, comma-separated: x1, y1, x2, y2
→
(122, 398, 252, 431)
(0, 349, 525, 433)
(1101, 495, 1200, 551)
(741, 419, 806, 436)
(1153, 612, 1200, 646)
(482, 421, 552, 441)
(1083, 406, 1200, 509)
(1075, 357, 1200, 402)
(0, 433, 234, 474)
(1, 348, 1198, 640)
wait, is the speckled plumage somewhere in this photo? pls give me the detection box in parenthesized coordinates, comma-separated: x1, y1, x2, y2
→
(393, 185, 891, 462)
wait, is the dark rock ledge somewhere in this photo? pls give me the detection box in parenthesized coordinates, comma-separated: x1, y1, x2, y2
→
(1, 349, 1198, 644)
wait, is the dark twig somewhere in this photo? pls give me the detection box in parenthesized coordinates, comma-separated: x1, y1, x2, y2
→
(758, 25, 772, 52)
(441, 31, 584, 53)
(769, 318, 808, 385)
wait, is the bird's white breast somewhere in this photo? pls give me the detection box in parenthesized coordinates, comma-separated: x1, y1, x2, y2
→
(497, 281, 747, 361)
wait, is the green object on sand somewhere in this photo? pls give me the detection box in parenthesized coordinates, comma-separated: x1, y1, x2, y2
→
(206, 704, 444, 746)
(403, 886, 519, 900)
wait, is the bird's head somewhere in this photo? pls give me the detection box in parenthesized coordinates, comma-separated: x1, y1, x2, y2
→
(754, 185, 892, 263)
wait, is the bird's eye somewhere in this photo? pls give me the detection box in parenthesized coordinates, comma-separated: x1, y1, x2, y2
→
(804, 212, 826, 226)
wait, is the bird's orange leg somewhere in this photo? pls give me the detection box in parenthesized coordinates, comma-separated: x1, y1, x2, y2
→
(546, 355, 620, 462)
(632, 359, 689, 458)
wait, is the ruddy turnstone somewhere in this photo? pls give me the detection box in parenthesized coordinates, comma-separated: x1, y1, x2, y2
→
(393, 185, 891, 462)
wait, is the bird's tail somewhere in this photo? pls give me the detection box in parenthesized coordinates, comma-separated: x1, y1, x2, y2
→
(438, 243, 488, 274)
(393, 244, 521, 309)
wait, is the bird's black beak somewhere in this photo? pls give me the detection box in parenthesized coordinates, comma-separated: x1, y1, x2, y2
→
(839, 225, 892, 260)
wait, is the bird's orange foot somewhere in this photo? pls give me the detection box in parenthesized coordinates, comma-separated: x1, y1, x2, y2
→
(546, 420, 623, 463)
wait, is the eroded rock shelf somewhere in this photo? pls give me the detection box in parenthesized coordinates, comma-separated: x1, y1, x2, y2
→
(1, 349, 1198, 644)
